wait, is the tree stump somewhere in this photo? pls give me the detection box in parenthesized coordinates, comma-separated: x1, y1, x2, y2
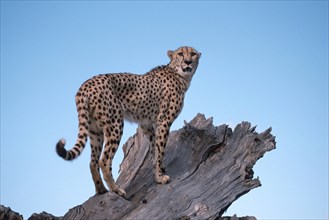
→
(61, 113, 276, 220)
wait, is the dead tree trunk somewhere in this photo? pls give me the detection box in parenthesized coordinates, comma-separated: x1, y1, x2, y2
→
(62, 113, 276, 220)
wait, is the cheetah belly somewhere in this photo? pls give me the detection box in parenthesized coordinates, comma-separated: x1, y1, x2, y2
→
(121, 100, 159, 127)
(123, 111, 149, 125)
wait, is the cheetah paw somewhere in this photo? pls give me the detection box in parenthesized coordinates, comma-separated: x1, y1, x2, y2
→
(113, 188, 126, 197)
(156, 175, 170, 184)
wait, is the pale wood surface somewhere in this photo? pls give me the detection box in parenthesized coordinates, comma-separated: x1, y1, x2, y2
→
(60, 113, 276, 220)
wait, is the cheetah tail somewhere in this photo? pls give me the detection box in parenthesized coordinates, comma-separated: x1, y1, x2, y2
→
(56, 134, 87, 161)
(56, 139, 70, 160)
(56, 93, 89, 161)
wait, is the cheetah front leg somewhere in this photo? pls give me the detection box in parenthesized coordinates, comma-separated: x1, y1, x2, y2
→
(141, 125, 155, 155)
(154, 121, 170, 184)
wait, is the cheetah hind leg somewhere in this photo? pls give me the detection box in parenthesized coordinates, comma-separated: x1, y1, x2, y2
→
(99, 153, 126, 197)
(89, 131, 108, 194)
(99, 149, 126, 197)
(100, 127, 126, 197)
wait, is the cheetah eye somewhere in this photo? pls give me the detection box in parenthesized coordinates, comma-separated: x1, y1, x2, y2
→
(178, 52, 184, 57)
(191, 52, 197, 57)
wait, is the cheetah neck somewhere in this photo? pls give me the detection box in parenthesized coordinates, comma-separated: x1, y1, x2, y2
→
(147, 65, 191, 91)
(177, 71, 193, 89)
(167, 65, 194, 90)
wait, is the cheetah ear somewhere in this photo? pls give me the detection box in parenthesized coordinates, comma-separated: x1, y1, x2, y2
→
(167, 50, 174, 59)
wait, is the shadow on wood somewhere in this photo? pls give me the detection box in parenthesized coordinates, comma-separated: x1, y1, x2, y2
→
(61, 113, 276, 220)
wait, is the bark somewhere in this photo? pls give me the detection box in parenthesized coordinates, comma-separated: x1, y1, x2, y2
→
(60, 113, 276, 220)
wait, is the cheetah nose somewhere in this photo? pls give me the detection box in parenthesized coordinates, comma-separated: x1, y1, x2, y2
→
(184, 60, 192, 65)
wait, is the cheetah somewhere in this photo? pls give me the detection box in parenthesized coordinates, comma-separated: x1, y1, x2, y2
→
(56, 46, 201, 197)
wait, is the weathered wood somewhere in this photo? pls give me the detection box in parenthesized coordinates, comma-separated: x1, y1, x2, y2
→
(0, 205, 23, 220)
(61, 113, 276, 220)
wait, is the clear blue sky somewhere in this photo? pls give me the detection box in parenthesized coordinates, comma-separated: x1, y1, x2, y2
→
(1, 1, 328, 219)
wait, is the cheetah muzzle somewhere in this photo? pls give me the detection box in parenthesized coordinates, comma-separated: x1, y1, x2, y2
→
(183, 67, 192, 72)
(56, 46, 201, 197)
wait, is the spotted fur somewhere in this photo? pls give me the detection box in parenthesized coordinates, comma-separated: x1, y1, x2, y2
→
(56, 46, 201, 197)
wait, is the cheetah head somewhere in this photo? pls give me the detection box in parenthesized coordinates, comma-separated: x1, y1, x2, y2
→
(168, 46, 201, 79)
